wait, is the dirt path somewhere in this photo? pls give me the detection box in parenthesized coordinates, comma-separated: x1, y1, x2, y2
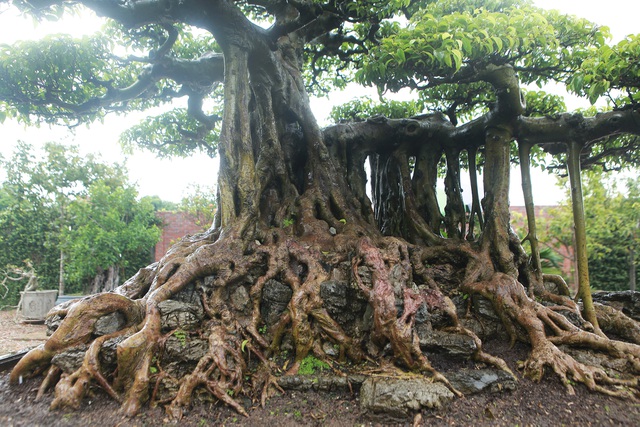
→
(0, 310, 47, 355)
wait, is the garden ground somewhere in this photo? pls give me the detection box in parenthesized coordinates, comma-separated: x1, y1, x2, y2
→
(1, 309, 639, 426)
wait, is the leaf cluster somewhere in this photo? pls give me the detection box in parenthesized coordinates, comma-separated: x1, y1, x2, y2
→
(177, 184, 217, 232)
(537, 169, 640, 291)
(0, 34, 147, 125)
(0, 142, 162, 298)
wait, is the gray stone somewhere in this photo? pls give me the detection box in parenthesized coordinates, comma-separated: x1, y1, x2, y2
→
(472, 295, 500, 320)
(562, 346, 630, 374)
(51, 345, 87, 373)
(355, 266, 372, 285)
(322, 341, 339, 357)
(592, 290, 640, 321)
(446, 368, 517, 394)
(329, 227, 337, 235)
(230, 285, 250, 311)
(359, 377, 454, 417)
(94, 311, 126, 336)
(172, 283, 201, 305)
(261, 279, 292, 325)
(416, 326, 477, 356)
(459, 316, 507, 340)
(99, 336, 127, 367)
(414, 302, 429, 324)
(158, 299, 205, 331)
(320, 280, 368, 333)
(320, 280, 348, 309)
(163, 335, 208, 362)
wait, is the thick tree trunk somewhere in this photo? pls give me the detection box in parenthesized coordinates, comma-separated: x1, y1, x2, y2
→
(90, 266, 120, 294)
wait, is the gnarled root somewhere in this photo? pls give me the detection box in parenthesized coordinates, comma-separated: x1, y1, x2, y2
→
(10, 293, 144, 386)
(595, 302, 640, 345)
(353, 237, 461, 396)
(49, 327, 135, 409)
(166, 313, 248, 419)
(464, 272, 640, 396)
(526, 339, 636, 397)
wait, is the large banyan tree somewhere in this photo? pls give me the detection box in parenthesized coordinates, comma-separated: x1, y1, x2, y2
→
(3, 0, 640, 418)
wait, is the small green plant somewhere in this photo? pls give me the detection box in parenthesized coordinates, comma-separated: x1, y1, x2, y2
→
(198, 418, 208, 427)
(298, 355, 330, 375)
(259, 325, 267, 335)
(173, 329, 187, 347)
(282, 218, 295, 227)
(294, 409, 302, 419)
(149, 366, 158, 374)
(339, 218, 347, 224)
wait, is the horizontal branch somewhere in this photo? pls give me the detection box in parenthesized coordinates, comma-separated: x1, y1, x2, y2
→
(323, 113, 486, 155)
(517, 108, 640, 147)
(152, 54, 225, 90)
(324, 107, 640, 158)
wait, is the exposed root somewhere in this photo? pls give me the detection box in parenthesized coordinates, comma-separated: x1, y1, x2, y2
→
(166, 313, 247, 419)
(10, 225, 640, 421)
(525, 339, 636, 397)
(439, 294, 514, 377)
(10, 293, 144, 386)
(595, 302, 640, 345)
(36, 366, 61, 401)
(353, 237, 461, 396)
(465, 272, 640, 396)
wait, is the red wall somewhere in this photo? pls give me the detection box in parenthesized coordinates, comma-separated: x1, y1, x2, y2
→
(154, 212, 203, 262)
(510, 205, 575, 287)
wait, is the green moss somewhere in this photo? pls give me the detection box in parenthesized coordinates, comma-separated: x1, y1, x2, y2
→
(298, 355, 330, 375)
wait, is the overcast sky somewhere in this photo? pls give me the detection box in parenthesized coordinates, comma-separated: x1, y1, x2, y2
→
(0, 0, 638, 204)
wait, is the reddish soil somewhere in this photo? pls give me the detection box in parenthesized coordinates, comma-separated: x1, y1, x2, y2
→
(1, 309, 639, 426)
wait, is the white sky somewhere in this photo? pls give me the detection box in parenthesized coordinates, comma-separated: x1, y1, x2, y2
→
(0, 0, 639, 204)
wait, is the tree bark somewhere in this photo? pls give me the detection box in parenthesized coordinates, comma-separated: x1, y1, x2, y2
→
(567, 140, 602, 334)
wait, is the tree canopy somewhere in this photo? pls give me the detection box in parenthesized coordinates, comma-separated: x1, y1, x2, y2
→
(0, 142, 161, 302)
(1, 0, 638, 166)
(3, 0, 640, 422)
